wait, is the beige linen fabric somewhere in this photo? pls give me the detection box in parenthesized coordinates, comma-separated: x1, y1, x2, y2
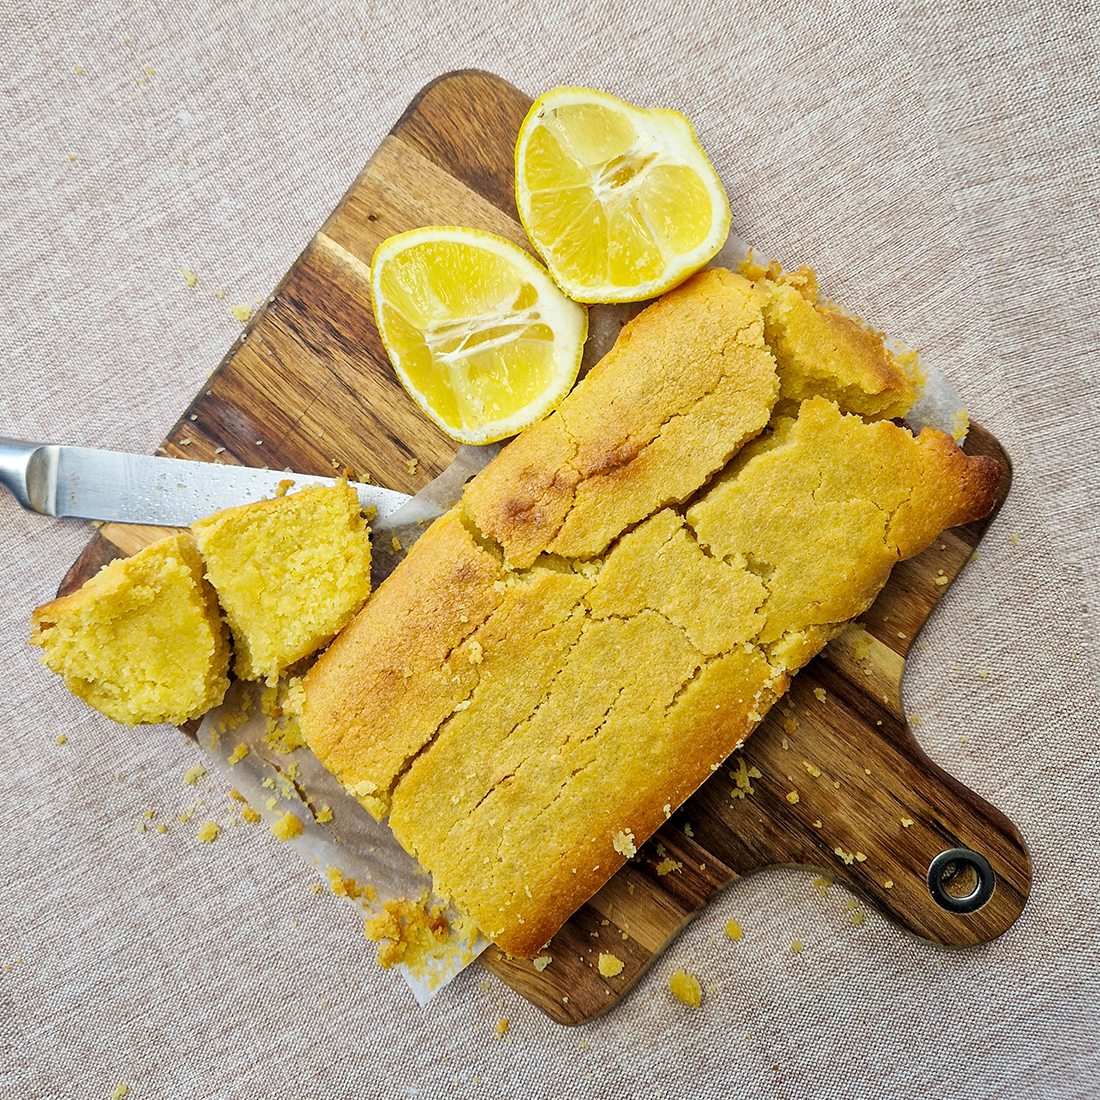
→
(1, 0, 1097, 1096)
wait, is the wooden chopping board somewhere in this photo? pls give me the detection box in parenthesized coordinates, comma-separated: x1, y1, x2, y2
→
(60, 70, 1029, 1026)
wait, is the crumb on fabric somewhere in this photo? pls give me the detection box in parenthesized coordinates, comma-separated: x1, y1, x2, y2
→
(231, 304, 252, 323)
(55, 734, 68, 744)
(182, 268, 198, 287)
(724, 918, 743, 941)
(669, 969, 702, 1008)
(791, 940, 803, 954)
(496, 1018, 509, 1037)
(197, 821, 218, 843)
(184, 764, 205, 786)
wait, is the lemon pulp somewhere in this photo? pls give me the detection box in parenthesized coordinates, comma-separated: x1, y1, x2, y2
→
(515, 87, 730, 303)
(371, 227, 587, 444)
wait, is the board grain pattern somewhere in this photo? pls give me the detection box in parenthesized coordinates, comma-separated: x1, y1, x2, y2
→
(59, 70, 1029, 1026)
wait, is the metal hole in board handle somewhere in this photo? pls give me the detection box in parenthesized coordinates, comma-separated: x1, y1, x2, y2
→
(927, 847, 996, 913)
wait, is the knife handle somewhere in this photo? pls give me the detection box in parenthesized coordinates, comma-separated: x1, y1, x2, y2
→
(0, 437, 55, 514)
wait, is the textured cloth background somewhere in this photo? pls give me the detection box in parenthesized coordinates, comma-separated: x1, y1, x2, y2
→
(2, 1, 1098, 1097)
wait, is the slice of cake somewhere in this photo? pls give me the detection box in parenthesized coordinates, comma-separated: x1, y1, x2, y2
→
(191, 482, 372, 683)
(299, 267, 1002, 957)
(30, 533, 230, 725)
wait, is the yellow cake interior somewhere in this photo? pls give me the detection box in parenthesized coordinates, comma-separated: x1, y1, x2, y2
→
(29, 533, 230, 726)
(191, 482, 372, 683)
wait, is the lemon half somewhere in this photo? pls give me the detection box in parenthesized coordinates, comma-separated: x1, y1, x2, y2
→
(515, 86, 731, 304)
(370, 227, 588, 444)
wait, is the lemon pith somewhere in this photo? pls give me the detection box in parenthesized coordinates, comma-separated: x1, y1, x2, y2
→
(370, 227, 588, 445)
(515, 87, 731, 304)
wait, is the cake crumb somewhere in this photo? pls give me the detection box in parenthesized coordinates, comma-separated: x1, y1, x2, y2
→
(813, 876, 831, 898)
(363, 896, 451, 969)
(182, 267, 198, 287)
(834, 846, 855, 865)
(270, 812, 303, 841)
(802, 760, 822, 778)
(109, 1085, 129, 1100)
(683, 822, 694, 837)
(533, 955, 552, 972)
(785, 790, 800, 804)
(227, 742, 249, 765)
(900, 817, 915, 828)
(496, 1018, 509, 1037)
(55, 734, 68, 745)
(812, 687, 827, 702)
(724, 918, 743, 941)
(612, 829, 637, 858)
(314, 804, 333, 823)
(812, 819, 822, 828)
(883, 879, 894, 889)
(934, 575, 950, 586)
(392, 536, 403, 553)
(597, 952, 624, 977)
(196, 821, 218, 843)
(231, 304, 252, 323)
(791, 940, 803, 954)
(851, 910, 865, 926)
(184, 764, 206, 786)
(668, 968, 702, 1008)
(655, 858, 683, 876)
(240, 805, 260, 823)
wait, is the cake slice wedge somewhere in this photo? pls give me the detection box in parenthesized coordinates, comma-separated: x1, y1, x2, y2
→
(30, 533, 230, 726)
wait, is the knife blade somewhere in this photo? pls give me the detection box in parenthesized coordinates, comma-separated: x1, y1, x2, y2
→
(0, 438, 412, 526)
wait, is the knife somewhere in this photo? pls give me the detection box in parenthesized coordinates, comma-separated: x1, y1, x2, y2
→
(0, 437, 412, 527)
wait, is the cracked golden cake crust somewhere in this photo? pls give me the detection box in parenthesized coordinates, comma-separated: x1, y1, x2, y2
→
(300, 265, 1002, 957)
(463, 267, 781, 568)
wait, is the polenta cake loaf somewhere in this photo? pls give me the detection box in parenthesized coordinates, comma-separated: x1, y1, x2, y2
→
(300, 266, 1000, 957)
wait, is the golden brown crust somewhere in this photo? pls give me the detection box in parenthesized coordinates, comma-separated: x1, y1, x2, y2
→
(300, 507, 504, 818)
